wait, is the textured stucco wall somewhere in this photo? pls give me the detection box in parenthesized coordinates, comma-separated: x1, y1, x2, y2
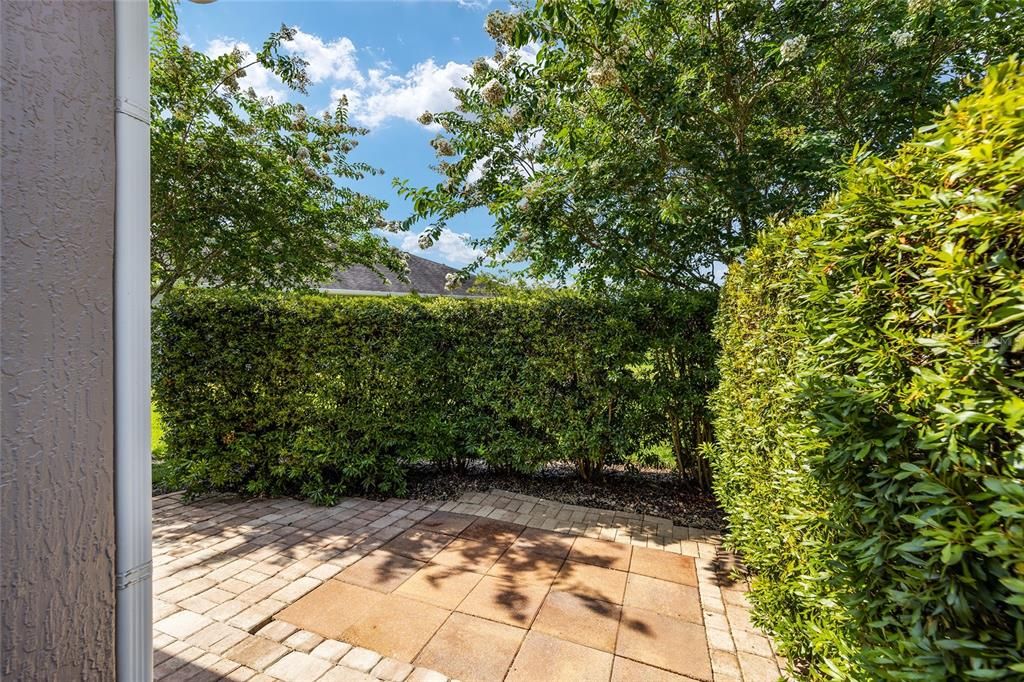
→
(1, 1, 118, 679)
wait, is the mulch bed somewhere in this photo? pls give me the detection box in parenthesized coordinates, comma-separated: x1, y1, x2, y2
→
(404, 461, 725, 530)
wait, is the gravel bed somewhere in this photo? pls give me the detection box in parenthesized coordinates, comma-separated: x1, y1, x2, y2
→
(404, 461, 725, 530)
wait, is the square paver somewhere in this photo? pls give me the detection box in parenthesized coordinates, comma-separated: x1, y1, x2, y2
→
(459, 517, 524, 545)
(381, 530, 454, 562)
(611, 656, 691, 681)
(395, 563, 485, 610)
(342, 594, 450, 662)
(457, 575, 551, 628)
(568, 537, 633, 571)
(338, 550, 426, 593)
(486, 546, 565, 585)
(506, 631, 613, 682)
(430, 537, 507, 574)
(223, 636, 290, 672)
(552, 560, 628, 605)
(532, 590, 621, 653)
(413, 511, 477, 536)
(623, 574, 701, 623)
(629, 547, 697, 586)
(415, 612, 526, 682)
(274, 581, 384, 638)
(512, 528, 576, 559)
(616, 607, 712, 681)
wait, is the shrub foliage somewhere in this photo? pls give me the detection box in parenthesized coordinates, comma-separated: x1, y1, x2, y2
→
(710, 59, 1024, 678)
(154, 289, 717, 502)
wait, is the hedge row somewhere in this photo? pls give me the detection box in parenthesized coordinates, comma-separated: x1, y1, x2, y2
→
(710, 59, 1024, 678)
(153, 288, 717, 503)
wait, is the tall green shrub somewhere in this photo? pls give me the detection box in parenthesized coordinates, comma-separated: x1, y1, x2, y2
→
(154, 289, 717, 501)
(711, 59, 1024, 679)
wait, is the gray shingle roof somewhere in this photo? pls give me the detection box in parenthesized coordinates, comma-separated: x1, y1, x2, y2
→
(321, 253, 480, 297)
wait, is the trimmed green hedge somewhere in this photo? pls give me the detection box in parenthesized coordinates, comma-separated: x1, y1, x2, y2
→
(153, 288, 717, 502)
(710, 59, 1024, 678)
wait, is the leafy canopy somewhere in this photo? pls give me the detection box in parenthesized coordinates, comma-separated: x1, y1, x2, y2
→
(150, 11, 406, 299)
(398, 0, 1023, 291)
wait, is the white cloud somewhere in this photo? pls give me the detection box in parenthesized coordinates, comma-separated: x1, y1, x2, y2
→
(285, 30, 363, 85)
(206, 30, 479, 129)
(400, 228, 483, 266)
(205, 38, 288, 102)
(337, 59, 472, 128)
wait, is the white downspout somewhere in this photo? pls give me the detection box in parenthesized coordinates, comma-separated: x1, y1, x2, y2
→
(114, 0, 152, 679)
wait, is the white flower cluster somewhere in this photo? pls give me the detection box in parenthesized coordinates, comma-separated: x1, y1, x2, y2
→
(417, 111, 434, 126)
(295, 146, 311, 162)
(482, 79, 506, 106)
(780, 34, 808, 63)
(507, 106, 525, 127)
(891, 29, 915, 48)
(587, 57, 620, 88)
(484, 11, 517, 44)
(472, 58, 491, 78)
(418, 233, 434, 250)
(375, 217, 403, 233)
(445, 272, 468, 290)
(431, 137, 456, 157)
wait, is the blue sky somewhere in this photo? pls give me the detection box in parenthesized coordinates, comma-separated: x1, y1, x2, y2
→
(178, 0, 510, 268)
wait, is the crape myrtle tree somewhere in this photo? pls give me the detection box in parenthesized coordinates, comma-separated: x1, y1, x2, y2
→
(150, 7, 407, 299)
(398, 0, 1023, 292)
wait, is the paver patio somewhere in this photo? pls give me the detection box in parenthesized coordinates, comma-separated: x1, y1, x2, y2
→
(153, 489, 787, 681)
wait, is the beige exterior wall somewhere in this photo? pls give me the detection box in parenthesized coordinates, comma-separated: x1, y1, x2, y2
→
(1, 0, 118, 678)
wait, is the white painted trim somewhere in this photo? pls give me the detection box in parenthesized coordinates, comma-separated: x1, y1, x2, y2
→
(114, 0, 152, 679)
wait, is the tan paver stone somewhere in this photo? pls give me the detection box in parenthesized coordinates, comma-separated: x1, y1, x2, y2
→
(283, 629, 323, 652)
(610, 656, 691, 682)
(307, 563, 343, 581)
(255, 620, 298, 643)
(733, 628, 774, 658)
(338, 550, 426, 593)
(269, 576, 322, 604)
(224, 636, 290, 671)
(705, 627, 735, 653)
(623, 574, 701, 623)
(395, 563, 485, 610)
(415, 612, 525, 682)
(413, 511, 476, 536)
(405, 667, 447, 682)
(629, 547, 698, 586)
(725, 602, 756, 633)
(263, 650, 332, 682)
(429, 537, 508, 574)
(506, 631, 613, 682)
(382, 529, 454, 562)
(456, 575, 551, 628)
(275, 581, 385, 639)
(711, 649, 742, 678)
(616, 607, 712, 681)
(342, 594, 450, 662)
(341, 646, 383, 672)
(318, 667, 375, 682)
(310, 639, 352, 663)
(532, 590, 621, 653)
(458, 517, 524, 545)
(737, 652, 781, 682)
(155, 611, 214, 639)
(486, 546, 564, 585)
(372, 656, 416, 681)
(552, 561, 628, 605)
(512, 528, 575, 559)
(568, 537, 632, 572)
